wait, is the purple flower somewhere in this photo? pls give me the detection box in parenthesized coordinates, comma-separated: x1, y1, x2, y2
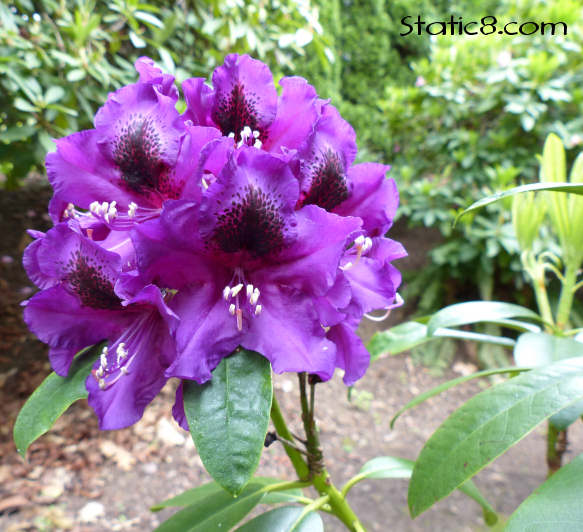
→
(182, 54, 319, 154)
(134, 147, 362, 384)
(23, 222, 177, 429)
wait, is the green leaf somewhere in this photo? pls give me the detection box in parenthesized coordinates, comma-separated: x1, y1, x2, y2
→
(66, 68, 86, 82)
(514, 333, 583, 430)
(235, 506, 323, 532)
(346, 456, 498, 525)
(390, 366, 530, 429)
(427, 301, 540, 336)
(513, 332, 583, 367)
(44, 86, 65, 105)
(357, 456, 414, 480)
(262, 488, 306, 505)
(151, 478, 283, 512)
(367, 321, 428, 360)
(408, 357, 583, 518)
(154, 481, 267, 532)
(13, 344, 101, 457)
(456, 182, 583, 223)
(506, 453, 583, 531)
(183, 349, 272, 495)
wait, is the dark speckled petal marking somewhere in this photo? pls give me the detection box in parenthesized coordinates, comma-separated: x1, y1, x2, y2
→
(65, 250, 121, 309)
(301, 149, 350, 211)
(212, 183, 286, 257)
(113, 114, 177, 201)
(212, 83, 266, 144)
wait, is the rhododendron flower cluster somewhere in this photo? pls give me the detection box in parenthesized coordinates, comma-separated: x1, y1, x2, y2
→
(23, 55, 405, 430)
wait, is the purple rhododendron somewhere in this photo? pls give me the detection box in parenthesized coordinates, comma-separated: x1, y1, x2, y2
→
(23, 54, 405, 430)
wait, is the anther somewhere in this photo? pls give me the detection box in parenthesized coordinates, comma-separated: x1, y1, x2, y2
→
(254, 139, 262, 149)
(120, 366, 129, 375)
(223, 286, 231, 301)
(340, 261, 353, 271)
(250, 287, 260, 306)
(128, 202, 138, 218)
(230, 283, 244, 297)
(255, 304, 262, 316)
(98, 378, 106, 390)
(246, 284, 254, 299)
(229, 303, 236, 315)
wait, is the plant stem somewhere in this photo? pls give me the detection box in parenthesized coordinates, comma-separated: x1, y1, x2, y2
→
(270, 392, 310, 481)
(546, 421, 568, 475)
(556, 261, 579, 330)
(523, 253, 555, 332)
(298, 373, 367, 532)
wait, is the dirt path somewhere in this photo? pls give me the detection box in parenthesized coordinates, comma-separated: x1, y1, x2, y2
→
(1, 186, 581, 531)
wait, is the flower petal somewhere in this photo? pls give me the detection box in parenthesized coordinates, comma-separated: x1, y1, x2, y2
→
(327, 320, 370, 385)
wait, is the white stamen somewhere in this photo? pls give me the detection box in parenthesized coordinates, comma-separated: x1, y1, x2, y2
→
(230, 283, 244, 297)
(340, 261, 353, 271)
(96, 367, 104, 378)
(255, 304, 262, 316)
(363, 237, 373, 253)
(201, 177, 209, 190)
(254, 139, 262, 149)
(128, 202, 138, 218)
(228, 132, 235, 139)
(120, 366, 129, 375)
(253, 130, 260, 139)
(98, 378, 106, 390)
(355, 235, 365, 247)
(223, 286, 231, 301)
(90, 201, 101, 215)
(63, 203, 77, 219)
(229, 303, 236, 315)
(250, 287, 260, 306)
(100, 352, 107, 369)
(246, 284, 254, 299)
(116, 342, 128, 364)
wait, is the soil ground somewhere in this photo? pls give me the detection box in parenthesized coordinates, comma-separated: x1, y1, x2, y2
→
(1, 185, 582, 532)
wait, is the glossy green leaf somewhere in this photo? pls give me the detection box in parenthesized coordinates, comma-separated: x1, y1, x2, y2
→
(236, 506, 323, 532)
(151, 478, 284, 512)
(513, 332, 583, 367)
(456, 182, 583, 223)
(346, 456, 497, 525)
(390, 366, 530, 429)
(513, 333, 583, 430)
(154, 481, 267, 532)
(427, 301, 540, 336)
(367, 321, 428, 360)
(506, 453, 583, 531)
(183, 349, 272, 495)
(262, 488, 306, 505)
(408, 357, 583, 518)
(13, 344, 101, 457)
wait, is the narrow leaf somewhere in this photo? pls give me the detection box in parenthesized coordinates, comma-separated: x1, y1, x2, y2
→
(408, 357, 583, 518)
(427, 301, 540, 336)
(347, 456, 498, 525)
(151, 478, 282, 512)
(154, 481, 266, 532)
(183, 349, 272, 495)
(506, 453, 583, 531)
(456, 182, 583, 223)
(390, 367, 531, 429)
(13, 344, 101, 457)
(235, 506, 324, 532)
(367, 321, 428, 360)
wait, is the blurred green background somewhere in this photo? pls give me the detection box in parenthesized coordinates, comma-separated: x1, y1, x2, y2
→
(2, 0, 583, 313)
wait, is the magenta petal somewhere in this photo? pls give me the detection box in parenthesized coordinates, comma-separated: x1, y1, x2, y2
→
(263, 77, 318, 153)
(336, 164, 399, 236)
(210, 54, 277, 141)
(172, 382, 189, 431)
(46, 130, 134, 210)
(23, 285, 127, 375)
(166, 284, 239, 383)
(134, 56, 178, 101)
(182, 77, 214, 126)
(86, 330, 169, 430)
(263, 205, 361, 295)
(327, 321, 370, 385)
(242, 284, 336, 381)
